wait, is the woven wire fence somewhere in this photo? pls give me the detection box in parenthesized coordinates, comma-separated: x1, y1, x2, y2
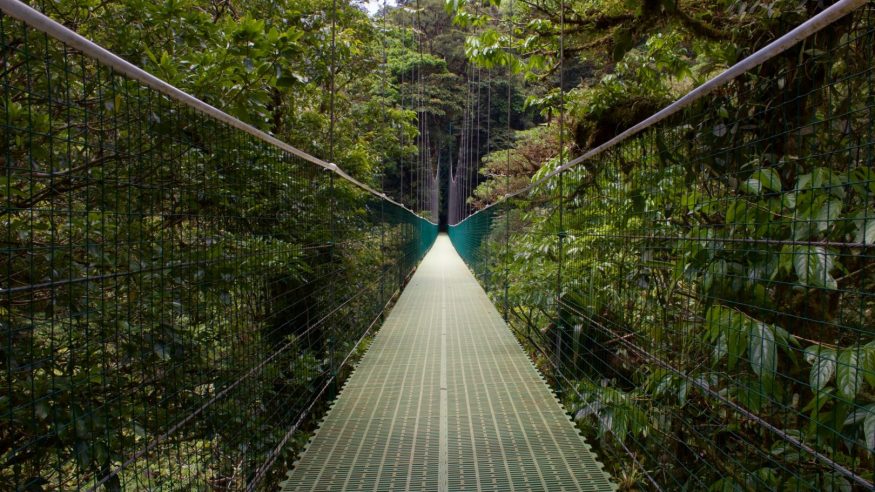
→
(451, 3, 875, 489)
(0, 7, 437, 491)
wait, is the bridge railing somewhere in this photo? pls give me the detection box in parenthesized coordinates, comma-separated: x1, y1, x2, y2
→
(451, 0, 875, 489)
(0, 1, 436, 490)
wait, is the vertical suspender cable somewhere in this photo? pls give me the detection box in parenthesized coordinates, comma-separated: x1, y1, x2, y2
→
(448, 123, 452, 225)
(473, 67, 480, 217)
(504, 0, 513, 321)
(329, 0, 337, 164)
(381, 0, 388, 300)
(399, 37, 405, 207)
(462, 69, 467, 220)
(463, 64, 471, 220)
(484, 69, 491, 291)
(555, 0, 566, 398)
(327, 0, 338, 396)
(467, 67, 474, 217)
(470, 69, 477, 218)
(486, 69, 491, 201)
(416, 0, 426, 212)
(474, 67, 481, 218)
(452, 121, 456, 225)
(414, 26, 418, 214)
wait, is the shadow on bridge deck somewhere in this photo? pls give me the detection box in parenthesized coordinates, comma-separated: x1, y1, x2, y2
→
(282, 234, 614, 491)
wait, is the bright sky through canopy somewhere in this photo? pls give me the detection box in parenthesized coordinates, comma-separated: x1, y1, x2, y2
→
(364, 0, 395, 15)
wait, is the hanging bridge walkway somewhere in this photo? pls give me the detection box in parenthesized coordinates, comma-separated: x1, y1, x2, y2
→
(282, 235, 612, 491)
(3, 0, 875, 490)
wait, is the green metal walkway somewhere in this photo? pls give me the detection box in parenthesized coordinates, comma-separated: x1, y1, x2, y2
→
(282, 235, 614, 491)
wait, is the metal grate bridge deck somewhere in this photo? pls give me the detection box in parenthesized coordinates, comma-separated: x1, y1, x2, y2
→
(282, 235, 614, 491)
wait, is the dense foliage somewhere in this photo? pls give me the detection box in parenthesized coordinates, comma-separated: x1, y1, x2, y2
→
(4, 0, 874, 489)
(449, 0, 875, 490)
(1, 0, 441, 489)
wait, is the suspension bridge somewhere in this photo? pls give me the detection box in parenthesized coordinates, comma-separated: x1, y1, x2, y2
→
(282, 236, 612, 491)
(2, 0, 874, 490)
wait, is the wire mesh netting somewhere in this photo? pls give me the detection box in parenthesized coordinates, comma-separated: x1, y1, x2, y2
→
(0, 8, 437, 491)
(451, 3, 875, 490)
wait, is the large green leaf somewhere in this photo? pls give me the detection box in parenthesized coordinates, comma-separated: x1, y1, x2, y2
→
(854, 211, 875, 245)
(712, 332, 728, 365)
(793, 246, 837, 289)
(814, 198, 843, 232)
(796, 167, 846, 198)
(739, 178, 762, 194)
(740, 168, 781, 194)
(863, 405, 875, 451)
(804, 345, 836, 391)
(707, 305, 748, 370)
(865, 344, 875, 388)
(748, 321, 776, 382)
(793, 196, 842, 240)
(836, 349, 863, 400)
(755, 168, 782, 192)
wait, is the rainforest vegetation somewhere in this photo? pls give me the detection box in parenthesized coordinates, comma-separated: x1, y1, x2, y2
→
(1, 0, 874, 490)
(1, 0, 446, 488)
(447, 0, 875, 490)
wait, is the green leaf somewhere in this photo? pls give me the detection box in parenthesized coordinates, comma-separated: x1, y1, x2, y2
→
(755, 168, 781, 192)
(739, 178, 762, 194)
(709, 477, 744, 492)
(782, 192, 797, 210)
(797, 167, 846, 198)
(793, 196, 843, 240)
(804, 345, 836, 391)
(802, 387, 834, 413)
(706, 305, 748, 370)
(823, 475, 852, 492)
(748, 322, 776, 382)
(864, 344, 875, 388)
(706, 305, 732, 341)
(836, 349, 863, 400)
(815, 199, 843, 232)
(94, 441, 109, 466)
(612, 28, 634, 61)
(712, 333, 728, 364)
(854, 211, 875, 245)
(793, 246, 837, 289)
(727, 322, 747, 371)
(864, 406, 875, 450)
(741, 169, 782, 194)
(726, 200, 747, 224)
